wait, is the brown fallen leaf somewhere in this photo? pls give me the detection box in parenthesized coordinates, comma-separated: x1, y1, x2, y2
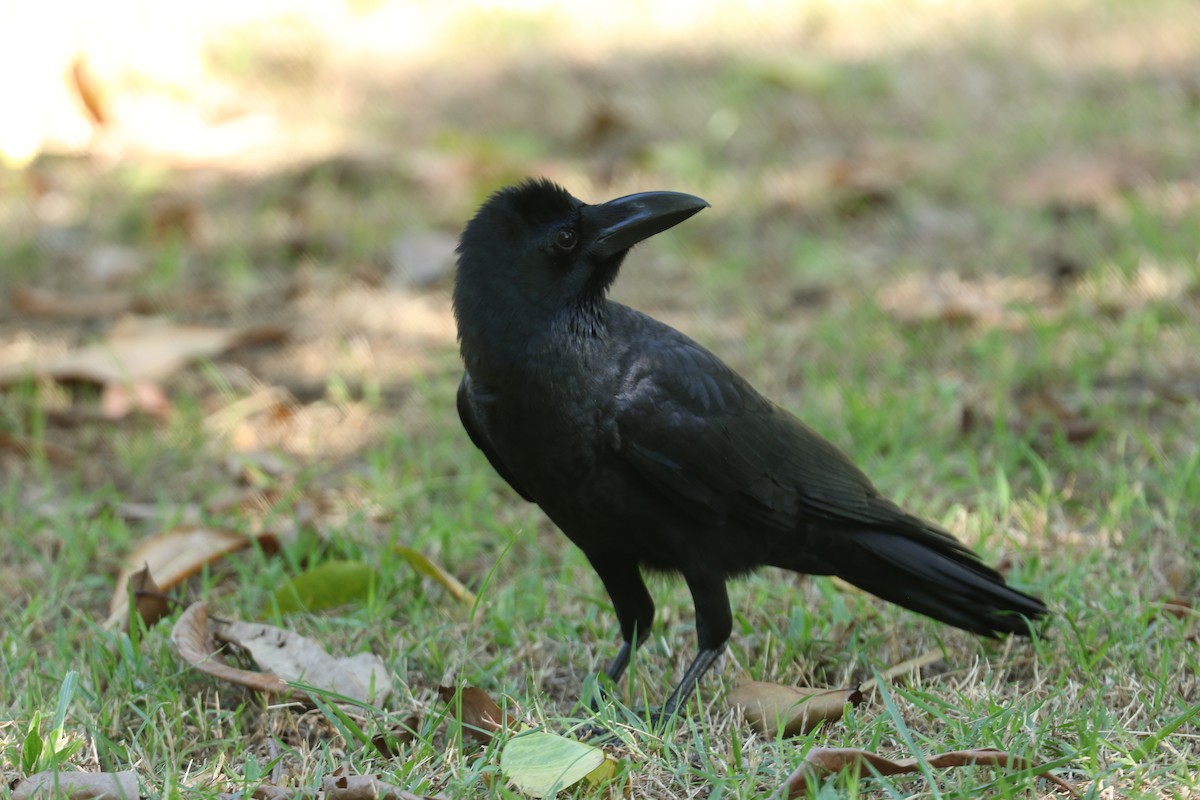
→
(438, 685, 518, 744)
(12, 769, 138, 800)
(105, 525, 280, 631)
(728, 682, 863, 737)
(124, 566, 173, 629)
(172, 602, 288, 694)
(0, 318, 288, 418)
(213, 618, 392, 705)
(774, 747, 1078, 798)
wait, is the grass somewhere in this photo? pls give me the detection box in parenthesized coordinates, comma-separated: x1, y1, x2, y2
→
(2, 0, 1199, 797)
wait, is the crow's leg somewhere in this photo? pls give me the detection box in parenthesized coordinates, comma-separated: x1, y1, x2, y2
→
(584, 553, 654, 692)
(661, 572, 731, 718)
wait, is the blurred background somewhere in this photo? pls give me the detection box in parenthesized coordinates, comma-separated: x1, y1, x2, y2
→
(2, 0, 1199, 565)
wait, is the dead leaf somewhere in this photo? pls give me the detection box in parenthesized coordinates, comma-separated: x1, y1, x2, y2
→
(775, 747, 1078, 798)
(171, 601, 289, 694)
(438, 685, 518, 744)
(0, 319, 288, 418)
(125, 566, 173, 629)
(394, 545, 477, 605)
(106, 525, 280, 631)
(13, 769, 138, 800)
(213, 617, 393, 705)
(728, 682, 863, 737)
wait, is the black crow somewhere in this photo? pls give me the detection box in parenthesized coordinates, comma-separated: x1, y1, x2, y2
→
(453, 179, 1047, 720)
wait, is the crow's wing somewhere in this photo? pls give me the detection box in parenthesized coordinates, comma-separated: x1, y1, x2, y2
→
(458, 373, 534, 502)
(612, 332, 968, 554)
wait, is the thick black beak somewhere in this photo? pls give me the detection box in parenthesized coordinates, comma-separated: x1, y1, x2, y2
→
(588, 191, 710, 261)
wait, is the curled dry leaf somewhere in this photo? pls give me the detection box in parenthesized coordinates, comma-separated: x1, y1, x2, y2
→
(213, 618, 392, 705)
(171, 601, 289, 694)
(106, 525, 280, 631)
(438, 685, 518, 744)
(774, 747, 1078, 798)
(395, 545, 477, 605)
(728, 682, 863, 737)
(12, 770, 139, 800)
(124, 566, 172, 629)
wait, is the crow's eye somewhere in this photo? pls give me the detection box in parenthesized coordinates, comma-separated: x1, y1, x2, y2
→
(555, 228, 578, 252)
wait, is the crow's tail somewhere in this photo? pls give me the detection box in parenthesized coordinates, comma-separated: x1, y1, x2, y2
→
(838, 531, 1047, 637)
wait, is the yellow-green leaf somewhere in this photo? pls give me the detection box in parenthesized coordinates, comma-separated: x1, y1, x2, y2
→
(273, 560, 378, 614)
(499, 731, 605, 798)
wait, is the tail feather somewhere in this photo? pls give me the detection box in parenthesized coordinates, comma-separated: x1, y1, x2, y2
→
(839, 531, 1047, 637)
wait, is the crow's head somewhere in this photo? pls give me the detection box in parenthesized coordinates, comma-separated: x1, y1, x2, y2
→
(454, 179, 708, 337)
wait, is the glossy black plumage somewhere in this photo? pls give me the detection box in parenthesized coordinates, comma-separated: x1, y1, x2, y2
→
(453, 179, 1047, 720)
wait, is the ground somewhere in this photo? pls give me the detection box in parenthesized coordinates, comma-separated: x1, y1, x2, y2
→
(1, 1, 1198, 798)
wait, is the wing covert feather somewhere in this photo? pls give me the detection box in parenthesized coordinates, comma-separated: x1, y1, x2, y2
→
(612, 336, 962, 550)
